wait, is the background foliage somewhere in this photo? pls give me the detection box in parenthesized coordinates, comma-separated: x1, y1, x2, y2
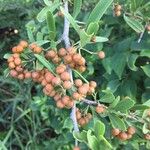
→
(0, 0, 150, 150)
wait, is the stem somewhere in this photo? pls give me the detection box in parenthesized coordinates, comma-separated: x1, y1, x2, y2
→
(62, 0, 79, 145)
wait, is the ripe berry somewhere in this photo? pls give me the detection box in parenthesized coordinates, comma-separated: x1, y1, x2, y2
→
(34, 46, 42, 53)
(14, 58, 21, 66)
(17, 73, 24, 80)
(73, 146, 80, 150)
(77, 57, 85, 66)
(76, 111, 82, 120)
(64, 55, 72, 63)
(13, 53, 20, 58)
(29, 43, 37, 49)
(41, 79, 48, 86)
(67, 47, 77, 54)
(46, 50, 57, 59)
(58, 48, 67, 57)
(118, 132, 128, 141)
(62, 96, 70, 105)
(10, 70, 18, 77)
(127, 133, 132, 139)
(54, 94, 62, 101)
(56, 66, 66, 74)
(52, 77, 61, 86)
(45, 72, 53, 83)
(73, 92, 80, 100)
(115, 5, 122, 11)
(98, 51, 105, 59)
(74, 79, 83, 87)
(67, 100, 74, 108)
(43, 87, 50, 95)
(144, 134, 150, 140)
(115, 11, 121, 17)
(147, 25, 150, 31)
(111, 128, 120, 136)
(96, 105, 105, 113)
(15, 66, 23, 72)
(12, 46, 17, 53)
(90, 81, 97, 88)
(56, 100, 65, 108)
(49, 90, 56, 97)
(60, 72, 70, 81)
(32, 72, 39, 79)
(52, 56, 61, 64)
(78, 66, 86, 72)
(78, 118, 86, 126)
(19, 40, 28, 48)
(7, 56, 14, 63)
(78, 86, 88, 95)
(63, 81, 72, 89)
(16, 45, 24, 53)
(9, 62, 15, 69)
(72, 54, 82, 62)
(127, 126, 136, 135)
(45, 84, 53, 92)
(24, 71, 31, 79)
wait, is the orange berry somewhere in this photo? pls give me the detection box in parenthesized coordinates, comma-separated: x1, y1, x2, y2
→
(118, 132, 128, 141)
(52, 77, 61, 86)
(14, 58, 21, 66)
(98, 51, 105, 59)
(56, 66, 66, 74)
(127, 126, 136, 135)
(10, 70, 18, 77)
(58, 48, 67, 57)
(78, 66, 86, 72)
(7, 56, 14, 63)
(43, 87, 50, 95)
(77, 57, 85, 66)
(89, 81, 97, 88)
(52, 56, 61, 64)
(45, 84, 53, 92)
(17, 73, 24, 80)
(73, 92, 80, 100)
(49, 90, 56, 97)
(144, 134, 150, 140)
(78, 118, 86, 126)
(29, 43, 37, 49)
(8, 62, 15, 69)
(41, 79, 47, 86)
(34, 46, 42, 53)
(45, 72, 53, 83)
(111, 128, 120, 136)
(67, 100, 74, 108)
(96, 105, 105, 113)
(60, 71, 70, 81)
(147, 25, 150, 31)
(46, 50, 57, 59)
(67, 47, 77, 55)
(31, 72, 39, 79)
(63, 81, 72, 89)
(78, 86, 88, 95)
(16, 45, 24, 53)
(13, 53, 20, 58)
(54, 94, 61, 101)
(19, 40, 28, 48)
(72, 53, 82, 62)
(15, 66, 23, 72)
(115, 5, 122, 11)
(64, 55, 72, 64)
(88, 87, 95, 94)
(73, 146, 80, 150)
(69, 62, 75, 68)
(56, 100, 65, 108)
(115, 10, 121, 16)
(127, 133, 132, 139)
(24, 71, 31, 79)
(76, 111, 82, 120)
(74, 79, 82, 87)
(62, 96, 70, 105)
(12, 46, 17, 53)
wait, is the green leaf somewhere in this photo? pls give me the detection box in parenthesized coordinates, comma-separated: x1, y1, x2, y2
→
(99, 91, 115, 103)
(132, 104, 149, 110)
(111, 52, 128, 79)
(46, 11, 56, 40)
(95, 36, 108, 43)
(87, 0, 113, 25)
(106, 79, 120, 93)
(109, 113, 126, 131)
(114, 97, 135, 112)
(109, 96, 120, 108)
(140, 50, 150, 58)
(63, 118, 73, 131)
(60, 7, 80, 34)
(127, 53, 138, 71)
(141, 64, 150, 77)
(34, 54, 55, 74)
(26, 27, 35, 42)
(79, 29, 92, 47)
(43, 0, 52, 6)
(123, 14, 144, 33)
(94, 120, 105, 138)
(86, 22, 99, 35)
(3, 53, 11, 59)
(73, 0, 82, 19)
(87, 130, 99, 150)
(73, 131, 87, 143)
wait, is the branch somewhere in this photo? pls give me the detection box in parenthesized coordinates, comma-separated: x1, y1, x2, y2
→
(62, 0, 79, 141)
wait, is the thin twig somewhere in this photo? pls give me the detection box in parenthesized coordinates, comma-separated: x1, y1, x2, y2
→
(62, 0, 79, 146)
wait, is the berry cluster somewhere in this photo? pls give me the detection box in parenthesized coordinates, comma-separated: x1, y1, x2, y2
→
(96, 104, 106, 113)
(76, 108, 92, 127)
(46, 47, 86, 72)
(114, 4, 122, 17)
(112, 126, 136, 141)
